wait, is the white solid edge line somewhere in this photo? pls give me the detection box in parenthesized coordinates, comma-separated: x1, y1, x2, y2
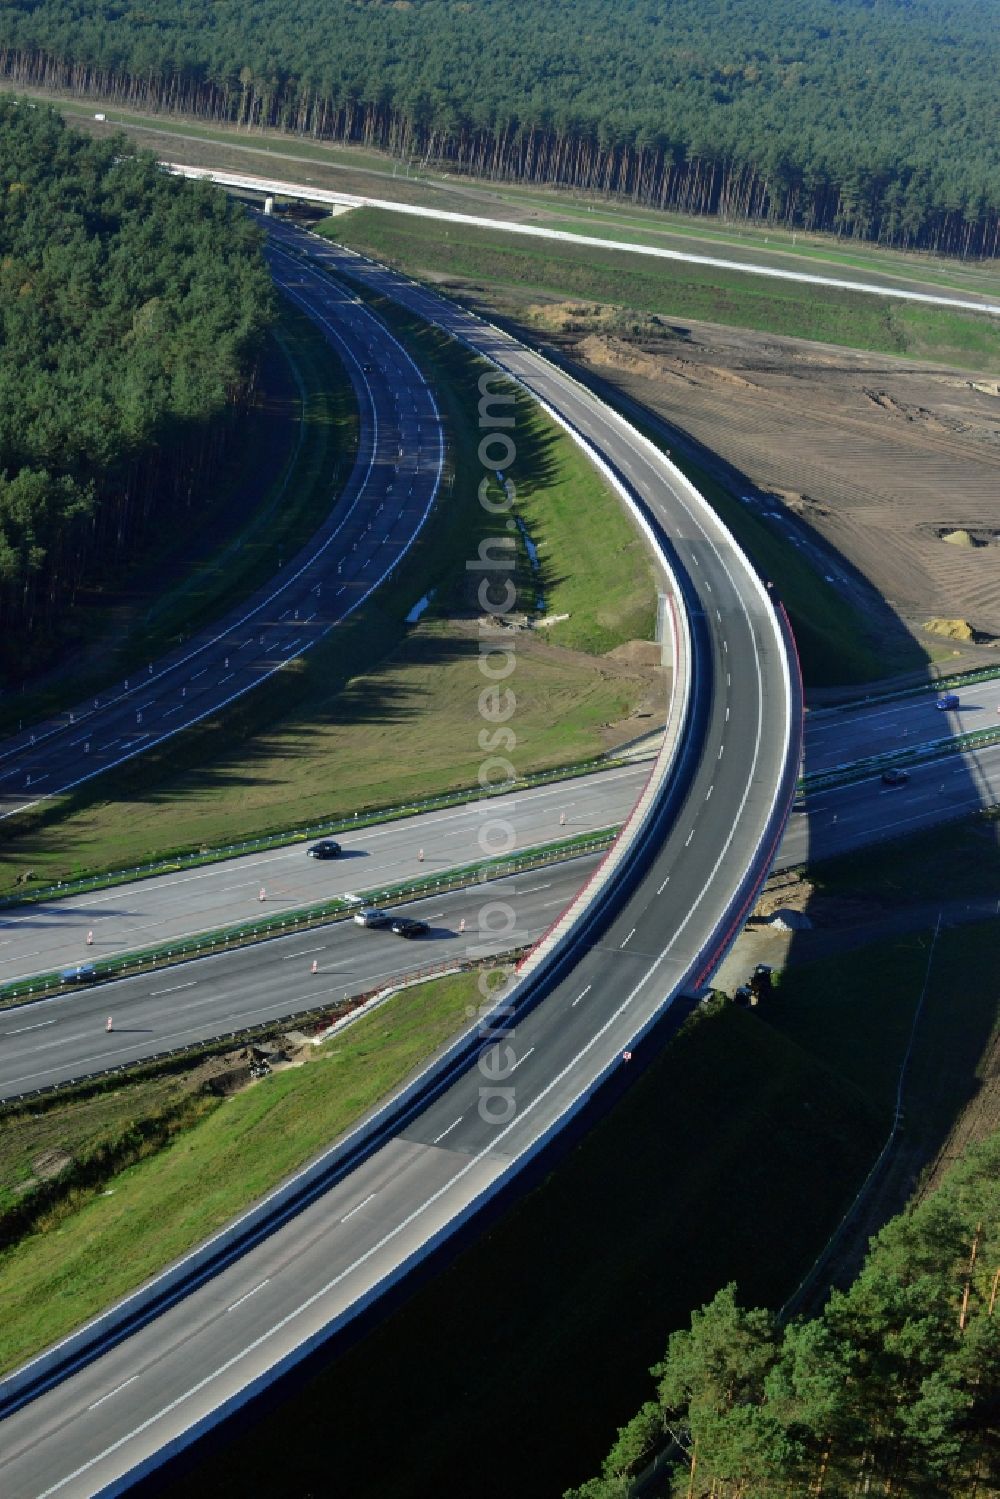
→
(12, 235, 795, 1484)
(0, 256, 445, 820)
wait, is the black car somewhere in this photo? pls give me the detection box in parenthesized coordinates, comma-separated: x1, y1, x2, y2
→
(390, 917, 429, 938)
(60, 964, 97, 985)
(307, 839, 342, 859)
(881, 767, 910, 787)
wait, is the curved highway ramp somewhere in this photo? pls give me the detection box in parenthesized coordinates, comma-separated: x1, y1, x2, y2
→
(0, 225, 801, 1499)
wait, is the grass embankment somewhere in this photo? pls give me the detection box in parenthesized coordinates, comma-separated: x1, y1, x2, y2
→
(327, 207, 1000, 368)
(0, 970, 477, 1374)
(0, 302, 355, 737)
(20, 85, 1000, 306)
(0, 1071, 217, 1243)
(159, 915, 997, 1498)
(156, 1001, 883, 1499)
(0, 292, 656, 898)
(510, 196, 1000, 300)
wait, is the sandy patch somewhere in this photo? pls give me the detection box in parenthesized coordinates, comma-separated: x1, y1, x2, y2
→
(485, 290, 1000, 652)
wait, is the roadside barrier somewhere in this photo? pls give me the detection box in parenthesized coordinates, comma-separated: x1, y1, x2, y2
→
(807, 661, 1000, 718)
(0, 828, 619, 1009)
(0, 755, 627, 910)
(800, 720, 1000, 794)
(0, 951, 534, 1110)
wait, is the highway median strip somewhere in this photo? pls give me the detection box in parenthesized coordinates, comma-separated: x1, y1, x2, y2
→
(807, 662, 1000, 718)
(0, 826, 620, 1009)
(799, 720, 1000, 795)
(0, 755, 628, 911)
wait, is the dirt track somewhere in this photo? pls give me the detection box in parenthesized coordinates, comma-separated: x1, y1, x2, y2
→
(474, 292, 1000, 655)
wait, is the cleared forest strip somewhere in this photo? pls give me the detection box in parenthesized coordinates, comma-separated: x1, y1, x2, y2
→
(0, 0, 997, 258)
(323, 207, 1000, 363)
(21, 85, 996, 303)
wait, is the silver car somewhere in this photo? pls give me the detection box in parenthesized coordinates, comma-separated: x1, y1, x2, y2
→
(353, 907, 392, 928)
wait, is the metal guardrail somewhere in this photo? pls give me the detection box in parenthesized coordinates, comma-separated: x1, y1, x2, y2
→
(808, 662, 1000, 718)
(0, 829, 619, 1008)
(0, 755, 626, 911)
(0, 951, 537, 1110)
(800, 721, 1000, 794)
(0, 234, 797, 1445)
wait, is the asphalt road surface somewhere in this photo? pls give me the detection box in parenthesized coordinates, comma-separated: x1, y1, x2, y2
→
(0, 252, 444, 823)
(2, 731, 995, 1101)
(167, 165, 1000, 315)
(0, 221, 801, 1496)
(803, 680, 1000, 773)
(0, 767, 645, 984)
(2, 708, 997, 990)
(0, 861, 594, 1099)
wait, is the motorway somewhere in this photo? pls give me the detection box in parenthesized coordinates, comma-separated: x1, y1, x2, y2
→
(1, 687, 999, 990)
(0, 221, 801, 1495)
(1, 730, 997, 1100)
(2, 217, 997, 1499)
(0, 768, 644, 984)
(804, 680, 1000, 771)
(0, 256, 444, 823)
(0, 863, 592, 1098)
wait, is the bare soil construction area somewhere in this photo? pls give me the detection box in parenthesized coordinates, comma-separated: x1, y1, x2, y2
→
(489, 294, 1000, 658)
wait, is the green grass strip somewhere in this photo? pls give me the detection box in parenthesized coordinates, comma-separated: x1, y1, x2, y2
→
(0, 827, 617, 1009)
(0, 970, 481, 1374)
(1, 755, 625, 910)
(327, 207, 1000, 370)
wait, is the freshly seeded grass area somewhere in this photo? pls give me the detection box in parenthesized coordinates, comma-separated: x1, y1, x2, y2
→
(0, 295, 656, 898)
(522, 203, 1000, 300)
(327, 207, 1000, 368)
(19, 86, 1000, 307)
(0, 302, 356, 737)
(160, 1000, 883, 1499)
(0, 970, 478, 1374)
(321, 217, 937, 687)
(497, 389, 657, 656)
